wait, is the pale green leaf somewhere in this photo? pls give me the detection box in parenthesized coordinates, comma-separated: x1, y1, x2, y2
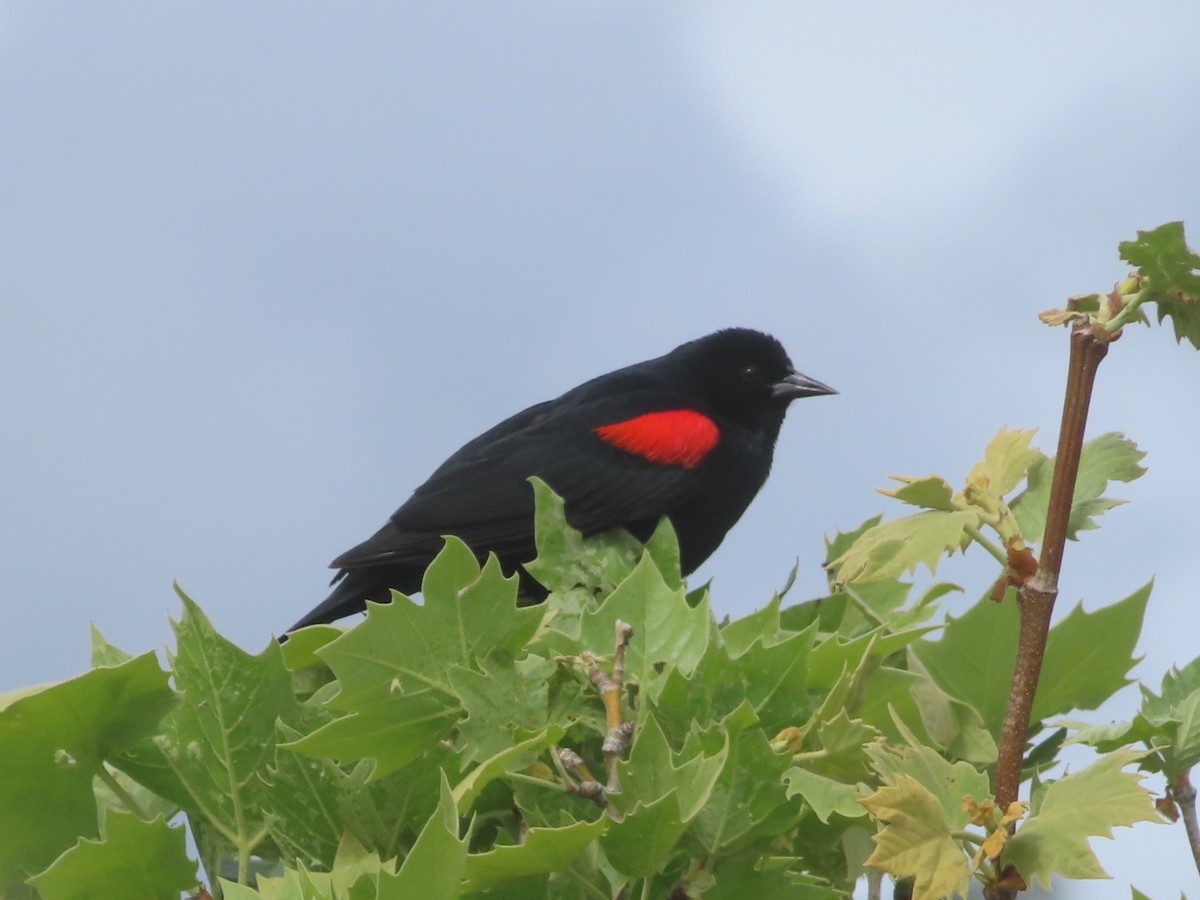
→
(1011, 433, 1146, 542)
(860, 776, 969, 900)
(967, 427, 1040, 499)
(783, 768, 868, 823)
(380, 772, 467, 898)
(464, 819, 606, 890)
(26, 812, 196, 900)
(155, 591, 296, 860)
(0, 651, 174, 889)
(1004, 750, 1160, 888)
(577, 553, 710, 684)
(865, 743, 991, 827)
(830, 510, 978, 584)
(880, 475, 956, 511)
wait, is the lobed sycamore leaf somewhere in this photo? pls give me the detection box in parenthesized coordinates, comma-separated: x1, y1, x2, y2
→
(157, 590, 296, 862)
(378, 773, 467, 898)
(1011, 432, 1146, 543)
(808, 625, 938, 693)
(0, 647, 175, 890)
(449, 654, 554, 763)
(1118, 653, 1200, 775)
(26, 812, 196, 900)
(967, 427, 1040, 500)
(602, 715, 728, 876)
(451, 726, 563, 814)
(703, 855, 847, 899)
(1003, 750, 1160, 888)
(1032, 582, 1149, 722)
(524, 478, 647, 595)
(865, 743, 991, 827)
(340, 746, 461, 861)
(684, 704, 801, 857)
(613, 713, 728, 816)
(783, 767, 869, 823)
(464, 819, 606, 891)
(802, 711, 881, 781)
(720, 595, 787, 657)
(1119, 221, 1200, 348)
(651, 623, 815, 746)
(264, 717, 354, 870)
(903, 661, 998, 765)
(576, 552, 710, 687)
(1153, 654, 1200, 709)
(828, 510, 978, 584)
(880, 475, 956, 511)
(602, 792, 688, 879)
(859, 776, 969, 900)
(295, 541, 542, 775)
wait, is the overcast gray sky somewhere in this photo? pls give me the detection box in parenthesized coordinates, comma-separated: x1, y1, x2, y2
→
(2, 3, 1198, 896)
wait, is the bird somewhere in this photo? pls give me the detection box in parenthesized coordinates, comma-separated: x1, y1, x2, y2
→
(286, 327, 834, 632)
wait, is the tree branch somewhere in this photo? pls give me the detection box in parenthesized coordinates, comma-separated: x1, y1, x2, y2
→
(986, 323, 1110, 899)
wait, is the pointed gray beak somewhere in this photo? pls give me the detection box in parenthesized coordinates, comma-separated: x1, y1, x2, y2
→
(772, 370, 837, 400)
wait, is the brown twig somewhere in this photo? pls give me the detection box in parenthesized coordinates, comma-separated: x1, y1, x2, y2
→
(986, 323, 1110, 899)
(1170, 769, 1200, 879)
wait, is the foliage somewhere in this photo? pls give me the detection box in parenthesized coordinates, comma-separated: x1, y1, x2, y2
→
(1, 222, 1197, 899)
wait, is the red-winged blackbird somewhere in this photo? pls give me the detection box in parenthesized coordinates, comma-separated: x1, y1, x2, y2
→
(287, 328, 834, 632)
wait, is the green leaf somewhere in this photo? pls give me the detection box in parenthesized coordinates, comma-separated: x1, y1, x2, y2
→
(297, 541, 541, 775)
(864, 742, 991, 827)
(651, 624, 816, 745)
(602, 793, 685, 878)
(1011, 433, 1146, 542)
(577, 553, 710, 685)
(783, 768, 868, 823)
(452, 726, 563, 814)
(263, 717, 354, 870)
(1127, 653, 1200, 775)
(829, 510, 978, 584)
(1032, 582, 1149, 721)
(379, 772, 468, 898)
(0, 651, 174, 889)
(450, 654, 554, 763)
(524, 477, 647, 595)
(880, 475, 956, 511)
(26, 812, 196, 900)
(860, 776, 969, 900)
(808, 625, 938, 692)
(720, 595, 786, 657)
(1119, 221, 1200, 347)
(801, 711, 881, 782)
(614, 714, 728, 818)
(289, 690, 461, 778)
(320, 539, 539, 704)
(463, 819, 606, 891)
(684, 705, 799, 857)
(910, 594, 1020, 737)
(156, 590, 295, 860)
(341, 747, 461, 861)
(967, 427, 1040, 498)
(705, 855, 846, 898)
(1004, 750, 1160, 887)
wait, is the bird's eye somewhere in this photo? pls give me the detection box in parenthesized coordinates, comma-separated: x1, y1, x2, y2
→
(740, 364, 763, 383)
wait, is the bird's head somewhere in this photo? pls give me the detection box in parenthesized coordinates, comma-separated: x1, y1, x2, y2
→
(668, 328, 836, 431)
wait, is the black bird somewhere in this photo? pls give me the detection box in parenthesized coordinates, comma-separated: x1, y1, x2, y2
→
(287, 328, 834, 631)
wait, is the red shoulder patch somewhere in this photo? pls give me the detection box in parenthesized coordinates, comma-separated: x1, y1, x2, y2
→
(593, 409, 720, 469)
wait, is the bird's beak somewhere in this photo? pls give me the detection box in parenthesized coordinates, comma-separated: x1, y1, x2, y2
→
(772, 370, 837, 400)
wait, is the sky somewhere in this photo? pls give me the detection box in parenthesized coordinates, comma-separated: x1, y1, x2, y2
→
(2, 3, 1198, 896)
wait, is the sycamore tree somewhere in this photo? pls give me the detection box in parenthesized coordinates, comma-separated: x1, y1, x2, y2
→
(1, 223, 1198, 900)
